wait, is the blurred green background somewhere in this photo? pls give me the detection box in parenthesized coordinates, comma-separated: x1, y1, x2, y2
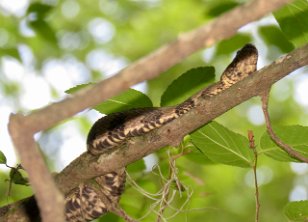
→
(0, 0, 308, 221)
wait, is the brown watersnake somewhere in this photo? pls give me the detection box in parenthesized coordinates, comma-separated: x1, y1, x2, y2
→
(65, 44, 258, 222)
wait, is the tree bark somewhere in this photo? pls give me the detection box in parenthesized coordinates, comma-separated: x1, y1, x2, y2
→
(3, 43, 308, 221)
(5, 0, 295, 221)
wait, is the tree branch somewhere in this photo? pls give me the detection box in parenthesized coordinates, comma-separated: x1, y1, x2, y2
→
(16, 0, 292, 133)
(261, 91, 308, 163)
(3, 43, 308, 221)
(3, 43, 308, 222)
(8, 115, 65, 222)
(5, 0, 294, 221)
(55, 44, 308, 194)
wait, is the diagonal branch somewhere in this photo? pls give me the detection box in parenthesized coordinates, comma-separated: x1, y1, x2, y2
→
(3, 43, 308, 222)
(6, 0, 294, 221)
(3, 43, 308, 221)
(55, 44, 308, 194)
(16, 0, 292, 133)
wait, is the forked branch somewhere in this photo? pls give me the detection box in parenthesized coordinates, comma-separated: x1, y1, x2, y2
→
(3, 43, 308, 221)
(260, 91, 308, 163)
(4, 0, 299, 221)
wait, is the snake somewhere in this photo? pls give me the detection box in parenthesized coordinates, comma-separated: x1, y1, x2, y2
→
(65, 44, 258, 222)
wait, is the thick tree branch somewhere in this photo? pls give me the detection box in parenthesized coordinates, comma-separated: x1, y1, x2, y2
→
(55, 44, 308, 194)
(6, 0, 294, 221)
(16, 0, 291, 133)
(3, 44, 308, 221)
(8, 116, 65, 222)
(3, 43, 308, 222)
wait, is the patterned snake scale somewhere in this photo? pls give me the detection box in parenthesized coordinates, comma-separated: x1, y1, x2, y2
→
(65, 44, 258, 222)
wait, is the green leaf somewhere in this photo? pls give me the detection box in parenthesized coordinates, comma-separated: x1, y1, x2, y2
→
(66, 83, 153, 114)
(26, 3, 57, 44)
(0, 150, 7, 164)
(260, 125, 308, 162)
(0, 48, 21, 61)
(9, 169, 29, 186)
(65, 83, 92, 94)
(27, 3, 53, 19)
(190, 121, 254, 168)
(206, 1, 239, 17)
(95, 89, 153, 114)
(127, 159, 146, 173)
(258, 25, 294, 53)
(98, 212, 120, 221)
(160, 66, 215, 107)
(184, 147, 214, 165)
(284, 200, 308, 221)
(274, 0, 308, 47)
(29, 20, 58, 45)
(215, 34, 252, 56)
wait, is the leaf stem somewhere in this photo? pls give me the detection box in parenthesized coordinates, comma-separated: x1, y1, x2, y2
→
(248, 130, 260, 222)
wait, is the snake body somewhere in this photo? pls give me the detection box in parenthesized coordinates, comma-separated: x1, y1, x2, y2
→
(65, 44, 258, 221)
(87, 44, 258, 155)
(65, 169, 126, 222)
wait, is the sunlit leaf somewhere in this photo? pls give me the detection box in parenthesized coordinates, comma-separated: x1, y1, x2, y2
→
(65, 82, 94, 94)
(258, 25, 294, 53)
(190, 121, 254, 168)
(29, 20, 58, 45)
(274, 0, 308, 47)
(98, 212, 120, 222)
(0, 48, 21, 61)
(127, 159, 146, 173)
(284, 200, 308, 221)
(206, 1, 239, 17)
(160, 66, 215, 106)
(95, 89, 153, 114)
(65, 83, 92, 94)
(184, 147, 214, 165)
(260, 125, 308, 162)
(66, 83, 153, 114)
(0, 150, 7, 164)
(215, 34, 252, 56)
(27, 2, 53, 19)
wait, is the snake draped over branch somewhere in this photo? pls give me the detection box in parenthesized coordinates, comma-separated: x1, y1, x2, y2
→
(65, 44, 258, 222)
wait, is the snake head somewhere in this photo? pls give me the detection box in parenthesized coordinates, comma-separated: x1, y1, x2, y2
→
(220, 44, 258, 86)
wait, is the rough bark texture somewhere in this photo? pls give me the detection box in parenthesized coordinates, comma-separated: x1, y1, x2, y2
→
(3, 43, 308, 221)
(56, 44, 308, 194)
(4, 0, 295, 221)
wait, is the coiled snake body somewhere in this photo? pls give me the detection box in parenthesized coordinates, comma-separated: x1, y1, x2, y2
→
(65, 44, 258, 221)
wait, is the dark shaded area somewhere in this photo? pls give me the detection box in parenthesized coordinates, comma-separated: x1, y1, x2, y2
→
(0, 196, 40, 222)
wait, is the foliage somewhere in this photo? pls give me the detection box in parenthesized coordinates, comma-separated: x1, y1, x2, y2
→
(160, 66, 215, 106)
(260, 125, 308, 162)
(0, 0, 308, 222)
(67, 85, 153, 113)
(191, 121, 255, 168)
(273, 0, 308, 47)
(0, 151, 7, 164)
(284, 200, 308, 221)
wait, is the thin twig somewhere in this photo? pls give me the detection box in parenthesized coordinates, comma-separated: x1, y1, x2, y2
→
(248, 130, 260, 222)
(157, 152, 177, 222)
(260, 91, 308, 163)
(157, 150, 190, 222)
